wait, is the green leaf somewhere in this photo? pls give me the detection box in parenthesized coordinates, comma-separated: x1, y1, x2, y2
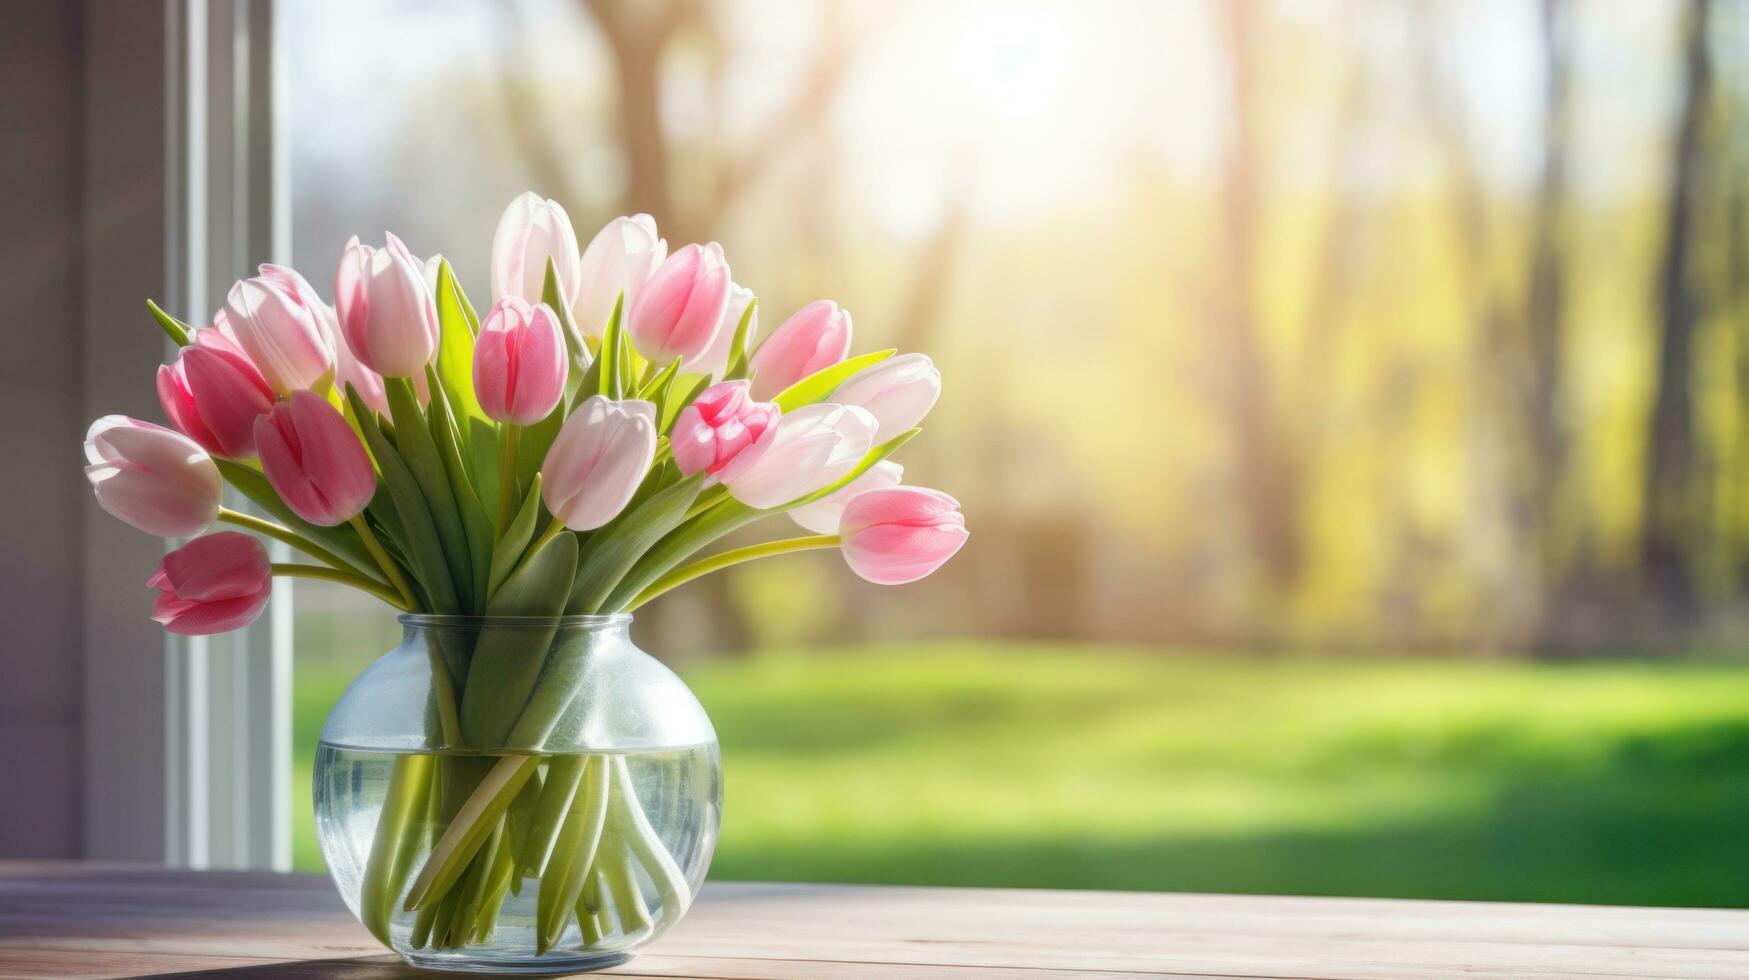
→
(433, 260, 486, 436)
(428, 370, 494, 610)
(516, 397, 565, 491)
(147, 299, 194, 346)
(723, 297, 758, 380)
(458, 531, 578, 748)
(636, 356, 681, 400)
(488, 474, 544, 600)
(387, 377, 476, 612)
(568, 474, 705, 614)
(597, 294, 626, 399)
(541, 259, 592, 404)
(468, 417, 501, 518)
(347, 385, 460, 614)
(213, 459, 377, 577)
(772, 349, 896, 412)
(574, 297, 617, 404)
(662, 373, 711, 434)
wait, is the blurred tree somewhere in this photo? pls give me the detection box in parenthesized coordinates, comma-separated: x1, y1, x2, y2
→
(1642, 0, 1713, 620)
(1215, 1, 1303, 603)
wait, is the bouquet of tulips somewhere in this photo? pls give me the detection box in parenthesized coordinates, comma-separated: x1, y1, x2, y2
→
(82, 192, 967, 952)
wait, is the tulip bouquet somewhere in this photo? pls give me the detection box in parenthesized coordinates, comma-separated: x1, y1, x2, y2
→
(83, 192, 966, 957)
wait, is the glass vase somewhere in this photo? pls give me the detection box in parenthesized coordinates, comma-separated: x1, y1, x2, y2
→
(313, 614, 721, 974)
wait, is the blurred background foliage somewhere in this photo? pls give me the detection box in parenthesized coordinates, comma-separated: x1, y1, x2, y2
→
(284, 0, 1749, 904)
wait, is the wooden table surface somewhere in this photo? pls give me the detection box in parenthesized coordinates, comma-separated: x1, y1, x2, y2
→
(3, 863, 1749, 979)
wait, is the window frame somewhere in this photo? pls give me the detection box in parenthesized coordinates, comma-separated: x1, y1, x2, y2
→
(82, 0, 291, 870)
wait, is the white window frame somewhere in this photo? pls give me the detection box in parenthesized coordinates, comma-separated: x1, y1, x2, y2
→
(82, 0, 291, 870)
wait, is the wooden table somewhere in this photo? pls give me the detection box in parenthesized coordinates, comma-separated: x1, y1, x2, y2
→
(3, 863, 1749, 979)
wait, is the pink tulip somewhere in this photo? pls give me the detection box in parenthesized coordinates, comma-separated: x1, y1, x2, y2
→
(830, 353, 940, 438)
(474, 298, 569, 425)
(335, 233, 440, 378)
(749, 300, 852, 400)
(541, 396, 657, 530)
(253, 391, 377, 527)
(84, 416, 222, 537)
(627, 243, 731, 366)
(575, 214, 667, 339)
(685, 283, 756, 376)
(148, 532, 273, 635)
(671, 380, 778, 477)
(157, 343, 276, 458)
(492, 192, 583, 306)
(718, 403, 877, 509)
(223, 271, 336, 395)
(790, 460, 903, 534)
(838, 487, 968, 585)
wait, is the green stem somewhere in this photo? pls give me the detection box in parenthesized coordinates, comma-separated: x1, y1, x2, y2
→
(270, 562, 410, 609)
(349, 514, 419, 609)
(495, 425, 520, 539)
(218, 507, 361, 574)
(623, 534, 839, 612)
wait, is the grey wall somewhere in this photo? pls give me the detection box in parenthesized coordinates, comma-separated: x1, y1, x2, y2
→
(1, 1, 173, 860)
(0, 2, 89, 859)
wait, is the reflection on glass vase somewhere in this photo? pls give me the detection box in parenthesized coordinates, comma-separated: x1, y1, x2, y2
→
(314, 614, 721, 974)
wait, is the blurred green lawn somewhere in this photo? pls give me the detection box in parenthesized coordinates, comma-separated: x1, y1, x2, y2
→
(294, 644, 1749, 906)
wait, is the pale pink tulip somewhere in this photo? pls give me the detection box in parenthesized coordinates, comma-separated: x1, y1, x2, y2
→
(749, 300, 852, 400)
(223, 273, 336, 395)
(491, 192, 583, 306)
(627, 243, 731, 366)
(157, 343, 276, 458)
(830, 353, 940, 438)
(84, 416, 222, 537)
(474, 298, 569, 425)
(718, 403, 877, 509)
(685, 283, 756, 376)
(789, 460, 903, 534)
(541, 396, 657, 530)
(335, 234, 440, 378)
(254, 391, 377, 527)
(575, 214, 667, 339)
(671, 380, 778, 477)
(838, 487, 967, 585)
(148, 532, 273, 635)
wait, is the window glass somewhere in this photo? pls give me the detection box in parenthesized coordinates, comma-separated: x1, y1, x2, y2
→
(286, 0, 1749, 907)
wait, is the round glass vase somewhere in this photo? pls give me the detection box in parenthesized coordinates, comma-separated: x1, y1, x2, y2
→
(314, 614, 721, 975)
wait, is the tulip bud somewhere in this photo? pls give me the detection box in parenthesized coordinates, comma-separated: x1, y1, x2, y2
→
(685, 282, 756, 377)
(749, 300, 852, 400)
(838, 487, 968, 585)
(491, 192, 583, 306)
(223, 272, 336, 395)
(830, 353, 941, 438)
(718, 403, 877, 509)
(671, 380, 778, 477)
(627, 243, 731, 366)
(254, 391, 378, 527)
(335, 233, 440, 378)
(148, 532, 273, 635)
(474, 298, 569, 426)
(84, 416, 223, 538)
(157, 344, 277, 458)
(789, 460, 903, 534)
(541, 396, 657, 531)
(575, 214, 667, 339)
